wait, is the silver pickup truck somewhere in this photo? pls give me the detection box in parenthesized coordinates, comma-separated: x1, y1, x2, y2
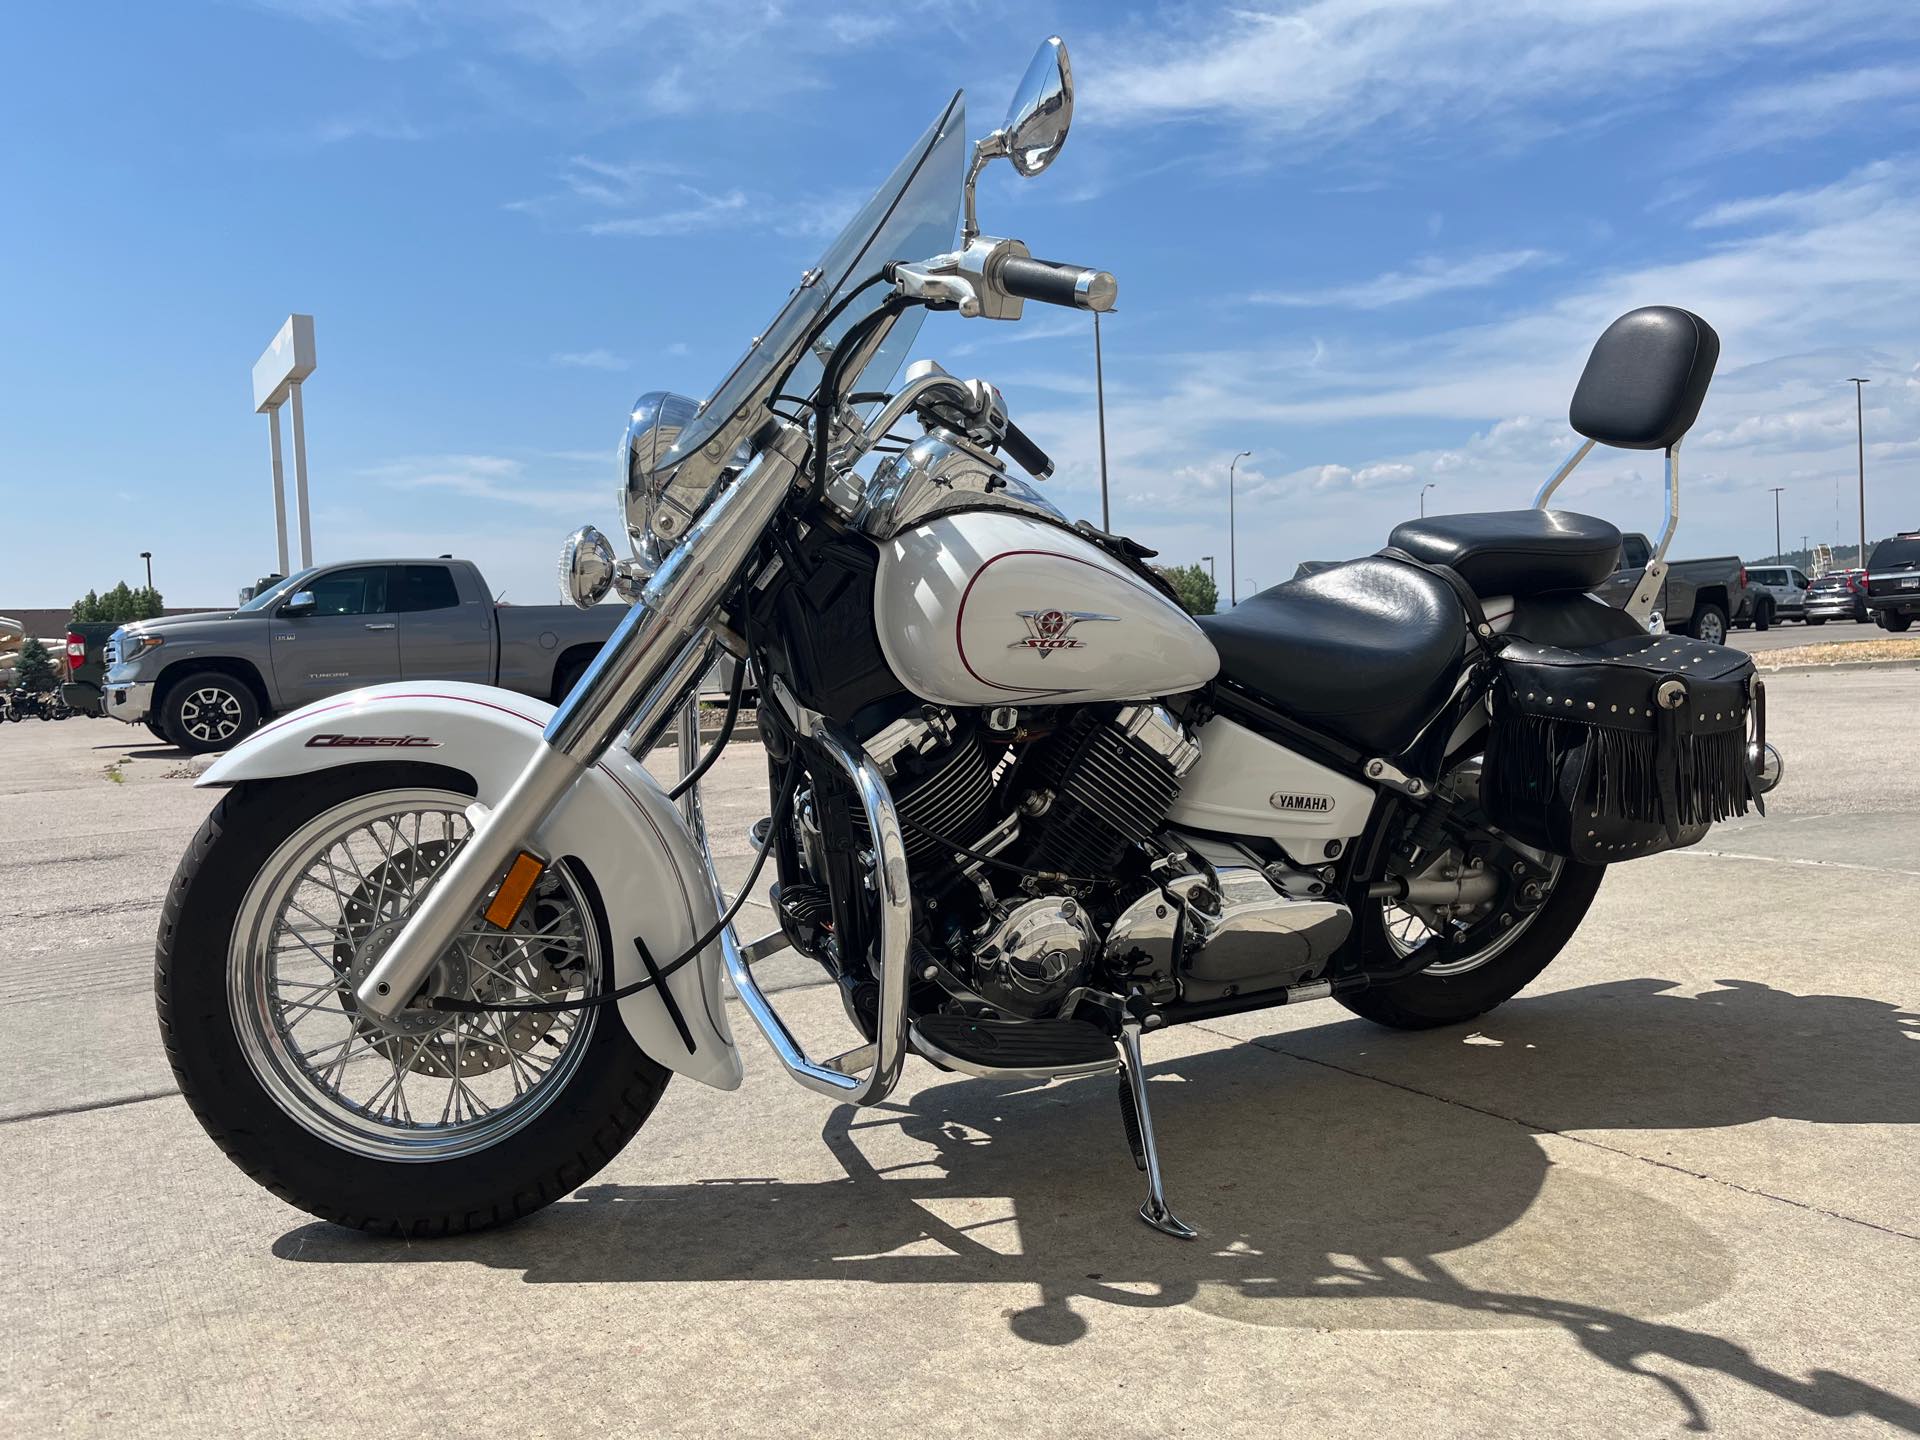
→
(102, 558, 619, 752)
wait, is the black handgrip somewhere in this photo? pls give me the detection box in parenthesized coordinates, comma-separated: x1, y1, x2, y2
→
(1000, 419, 1054, 480)
(998, 255, 1117, 312)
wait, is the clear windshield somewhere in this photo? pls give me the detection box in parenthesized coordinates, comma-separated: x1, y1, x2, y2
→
(664, 92, 966, 466)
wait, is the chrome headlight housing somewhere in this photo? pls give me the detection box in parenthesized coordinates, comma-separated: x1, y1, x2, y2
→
(620, 390, 704, 577)
(557, 526, 617, 610)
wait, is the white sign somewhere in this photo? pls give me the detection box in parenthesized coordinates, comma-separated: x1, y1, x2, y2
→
(252, 314, 316, 413)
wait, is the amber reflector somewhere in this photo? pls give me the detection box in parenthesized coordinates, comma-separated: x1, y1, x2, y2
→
(483, 852, 546, 930)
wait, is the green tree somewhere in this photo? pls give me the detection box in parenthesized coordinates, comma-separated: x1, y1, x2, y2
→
(136, 586, 165, 619)
(1155, 562, 1219, 616)
(71, 589, 101, 623)
(103, 581, 138, 622)
(14, 636, 57, 693)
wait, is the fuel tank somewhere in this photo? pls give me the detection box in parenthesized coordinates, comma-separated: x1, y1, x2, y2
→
(873, 509, 1220, 707)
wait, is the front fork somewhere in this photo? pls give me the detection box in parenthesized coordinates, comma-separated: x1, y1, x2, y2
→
(354, 425, 806, 1024)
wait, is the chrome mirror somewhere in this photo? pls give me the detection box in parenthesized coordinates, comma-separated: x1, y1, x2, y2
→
(282, 591, 315, 616)
(963, 36, 1073, 241)
(1003, 37, 1073, 177)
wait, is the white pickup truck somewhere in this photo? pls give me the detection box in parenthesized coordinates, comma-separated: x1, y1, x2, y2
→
(102, 557, 620, 752)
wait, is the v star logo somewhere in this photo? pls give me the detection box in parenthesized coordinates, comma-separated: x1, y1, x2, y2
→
(1008, 608, 1119, 657)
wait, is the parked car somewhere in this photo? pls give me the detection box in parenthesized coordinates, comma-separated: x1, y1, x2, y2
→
(1592, 533, 1754, 643)
(1805, 568, 1869, 625)
(1865, 533, 1920, 633)
(1744, 565, 1812, 625)
(59, 621, 119, 716)
(101, 558, 622, 752)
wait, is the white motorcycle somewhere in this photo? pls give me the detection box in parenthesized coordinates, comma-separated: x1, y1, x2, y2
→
(159, 39, 1778, 1239)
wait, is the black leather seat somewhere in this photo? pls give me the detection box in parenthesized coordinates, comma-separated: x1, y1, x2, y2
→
(1198, 557, 1466, 755)
(1387, 509, 1621, 596)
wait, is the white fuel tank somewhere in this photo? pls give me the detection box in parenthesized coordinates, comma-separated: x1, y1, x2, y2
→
(873, 510, 1220, 707)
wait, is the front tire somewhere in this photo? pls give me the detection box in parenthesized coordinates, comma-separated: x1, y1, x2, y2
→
(1882, 613, 1913, 633)
(162, 671, 260, 754)
(156, 767, 671, 1235)
(1339, 860, 1606, 1030)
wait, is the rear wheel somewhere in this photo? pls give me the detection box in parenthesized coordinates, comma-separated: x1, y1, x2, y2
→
(157, 767, 670, 1235)
(1806, 616, 1826, 626)
(1752, 599, 1771, 632)
(1340, 859, 1606, 1030)
(1688, 603, 1729, 645)
(1883, 613, 1913, 633)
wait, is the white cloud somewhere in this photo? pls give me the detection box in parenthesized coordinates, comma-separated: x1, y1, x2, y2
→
(549, 348, 627, 370)
(583, 188, 750, 238)
(360, 454, 604, 514)
(1253, 250, 1550, 309)
(1088, 0, 1917, 145)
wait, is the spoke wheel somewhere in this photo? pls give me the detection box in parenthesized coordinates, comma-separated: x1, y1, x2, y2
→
(1381, 854, 1566, 978)
(228, 789, 602, 1162)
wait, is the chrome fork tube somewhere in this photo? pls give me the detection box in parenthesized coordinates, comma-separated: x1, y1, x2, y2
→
(354, 423, 805, 1023)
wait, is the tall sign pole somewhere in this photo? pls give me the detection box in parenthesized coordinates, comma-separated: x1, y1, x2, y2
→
(253, 315, 318, 575)
(1847, 378, 1870, 569)
(1769, 486, 1784, 561)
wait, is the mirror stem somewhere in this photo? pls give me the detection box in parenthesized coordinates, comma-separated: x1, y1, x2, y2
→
(961, 131, 1007, 243)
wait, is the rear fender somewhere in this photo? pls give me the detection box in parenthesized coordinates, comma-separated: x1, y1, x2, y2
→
(197, 682, 742, 1091)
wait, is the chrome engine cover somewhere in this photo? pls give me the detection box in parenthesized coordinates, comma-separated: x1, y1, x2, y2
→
(970, 895, 1097, 1018)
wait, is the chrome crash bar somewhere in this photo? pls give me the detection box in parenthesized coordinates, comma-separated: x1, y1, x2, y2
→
(686, 705, 913, 1104)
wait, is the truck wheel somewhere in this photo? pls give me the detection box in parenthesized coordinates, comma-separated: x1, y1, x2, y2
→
(145, 718, 170, 741)
(1688, 604, 1729, 645)
(1806, 617, 1826, 626)
(1884, 614, 1914, 633)
(1752, 599, 1771, 632)
(162, 672, 260, 754)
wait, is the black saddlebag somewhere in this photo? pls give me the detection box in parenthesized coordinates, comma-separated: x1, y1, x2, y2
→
(1482, 632, 1764, 863)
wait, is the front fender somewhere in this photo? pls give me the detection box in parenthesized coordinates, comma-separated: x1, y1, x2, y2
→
(198, 682, 743, 1091)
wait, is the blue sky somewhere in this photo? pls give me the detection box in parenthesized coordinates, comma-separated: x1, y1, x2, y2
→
(3, 0, 1917, 607)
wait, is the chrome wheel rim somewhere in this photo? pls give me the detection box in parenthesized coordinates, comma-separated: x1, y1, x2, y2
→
(180, 686, 244, 744)
(1697, 612, 1726, 644)
(1383, 855, 1565, 977)
(229, 789, 601, 1162)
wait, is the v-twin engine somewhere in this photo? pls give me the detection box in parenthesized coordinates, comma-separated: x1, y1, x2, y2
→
(853, 702, 1353, 1016)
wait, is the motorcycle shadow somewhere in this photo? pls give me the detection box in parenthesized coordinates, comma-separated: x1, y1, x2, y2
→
(274, 978, 1920, 1429)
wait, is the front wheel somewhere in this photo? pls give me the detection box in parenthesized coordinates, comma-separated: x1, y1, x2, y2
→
(162, 671, 260, 754)
(156, 766, 671, 1235)
(1882, 613, 1913, 633)
(1339, 860, 1606, 1030)
(1806, 616, 1826, 626)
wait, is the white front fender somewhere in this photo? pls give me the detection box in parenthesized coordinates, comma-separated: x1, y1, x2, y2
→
(198, 683, 743, 1091)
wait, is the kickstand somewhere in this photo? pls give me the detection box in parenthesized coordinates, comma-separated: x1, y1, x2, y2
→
(1116, 1022, 1196, 1240)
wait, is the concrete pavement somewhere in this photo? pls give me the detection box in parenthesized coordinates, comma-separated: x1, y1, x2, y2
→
(3, 673, 1917, 1437)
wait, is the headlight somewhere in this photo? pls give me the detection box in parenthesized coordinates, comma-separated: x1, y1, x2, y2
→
(558, 526, 617, 610)
(120, 633, 164, 662)
(621, 390, 704, 575)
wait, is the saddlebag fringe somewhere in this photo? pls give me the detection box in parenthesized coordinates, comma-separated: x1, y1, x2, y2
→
(1482, 631, 1764, 864)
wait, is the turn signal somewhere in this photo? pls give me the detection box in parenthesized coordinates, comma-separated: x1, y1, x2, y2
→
(484, 852, 547, 930)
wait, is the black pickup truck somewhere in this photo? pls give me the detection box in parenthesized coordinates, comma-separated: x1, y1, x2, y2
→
(1866, 533, 1920, 632)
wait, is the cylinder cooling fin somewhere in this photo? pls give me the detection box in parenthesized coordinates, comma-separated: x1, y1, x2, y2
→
(1023, 704, 1198, 878)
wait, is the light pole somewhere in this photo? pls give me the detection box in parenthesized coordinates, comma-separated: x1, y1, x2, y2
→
(1847, 378, 1869, 569)
(1228, 450, 1252, 606)
(1093, 311, 1111, 531)
(139, 551, 153, 591)
(1200, 555, 1215, 584)
(1768, 487, 1784, 561)
(1420, 482, 1438, 517)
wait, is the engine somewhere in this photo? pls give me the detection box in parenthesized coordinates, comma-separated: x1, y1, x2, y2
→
(859, 702, 1201, 1017)
(781, 699, 1350, 1027)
